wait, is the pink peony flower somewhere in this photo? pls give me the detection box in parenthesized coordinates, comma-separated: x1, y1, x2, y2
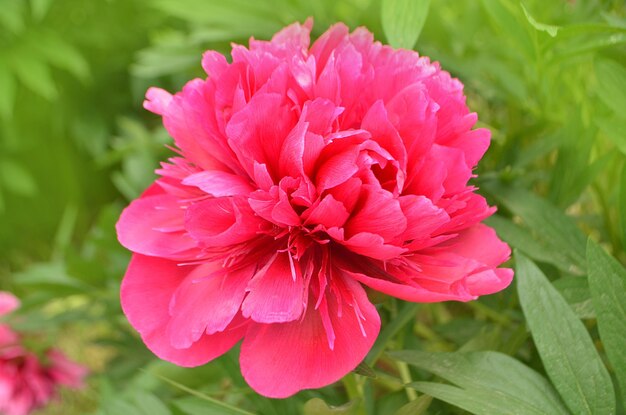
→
(0, 292, 88, 415)
(116, 20, 512, 398)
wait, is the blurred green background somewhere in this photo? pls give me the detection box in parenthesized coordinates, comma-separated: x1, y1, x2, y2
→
(1, 0, 625, 414)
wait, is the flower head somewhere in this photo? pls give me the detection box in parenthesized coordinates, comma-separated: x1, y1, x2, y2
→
(116, 20, 512, 398)
(0, 292, 87, 415)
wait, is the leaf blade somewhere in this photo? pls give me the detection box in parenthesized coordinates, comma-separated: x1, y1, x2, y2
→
(516, 252, 615, 415)
(390, 350, 568, 415)
(587, 239, 626, 406)
(381, 0, 431, 49)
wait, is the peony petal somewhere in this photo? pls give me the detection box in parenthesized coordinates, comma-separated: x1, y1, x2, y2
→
(303, 194, 350, 228)
(185, 197, 262, 247)
(167, 262, 253, 348)
(226, 92, 297, 180)
(201, 51, 229, 78)
(116, 194, 198, 259)
(181, 171, 254, 197)
(344, 184, 407, 241)
(121, 254, 246, 367)
(361, 100, 407, 172)
(241, 254, 306, 323)
(328, 228, 407, 261)
(315, 146, 360, 190)
(144, 87, 173, 115)
(153, 79, 240, 173)
(0, 292, 19, 317)
(396, 195, 449, 246)
(240, 277, 380, 398)
(46, 350, 88, 388)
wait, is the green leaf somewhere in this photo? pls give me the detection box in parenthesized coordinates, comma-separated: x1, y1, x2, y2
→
(353, 361, 376, 378)
(493, 188, 587, 273)
(9, 50, 57, 100)
(153, 373, 254, 415)
(303, 398, 358, 415)
(597, 116, 626, 155)
(151, 0, 281, 37)
(621, 164, 626, 248)
(391, 350, 569, 415)
(133, 392, 171, 415)
(381, 0, 431, 49)
(0, 63, 16, 118)
(0, 0, 25, 33)
(174, 397, 251, 415)
(366, 302, 419, 365)
(0, 159, 37, 196)
(521, 3, 559, 37)
(36, 31, 90, 81)
(479, 0, 534, 58)
(516, 252, 615, 415)
(486, 215, 573, 273)
(595, 58, 626, 116)
(552, 277, 595, 319)
(394, 394, 432, 415)
(587, 239, 626, 406)
(13, 262, 90, 292)
(30, 0, 54, 20)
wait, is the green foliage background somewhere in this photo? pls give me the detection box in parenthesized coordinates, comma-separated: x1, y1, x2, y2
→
(0, 0, 625, 414)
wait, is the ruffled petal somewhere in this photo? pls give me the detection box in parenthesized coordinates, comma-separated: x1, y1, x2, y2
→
(120, 254, 245, 367)
(185, 197, 263, 247)
(116, 194, 198, 259)
(240, 277, 380, 398)
(167, 263, 252, 348)
(241, 254, 306, 323)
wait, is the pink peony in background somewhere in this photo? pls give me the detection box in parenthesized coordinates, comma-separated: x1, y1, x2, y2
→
(0, 292, 87, 415)
(116, 20, 512, 398)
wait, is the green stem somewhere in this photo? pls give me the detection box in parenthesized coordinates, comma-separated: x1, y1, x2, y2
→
(396, 360, 418, 401)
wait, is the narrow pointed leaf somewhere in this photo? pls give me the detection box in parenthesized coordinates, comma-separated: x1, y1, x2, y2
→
(516, 252, 615, 415)
(587, 239, 626, 406)
(390, 350, 568, 415)
(595, 58, 626, 116)
(494, 189, 586, 273)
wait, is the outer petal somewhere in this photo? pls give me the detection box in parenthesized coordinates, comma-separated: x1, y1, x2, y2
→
(121, 254, 246, 367)
(0, 292, 19, 317)
(240, 278, 380, 398)
(241, 254, 306, 323)
(47, 350, 88, 388)
(116, 194, 198, 259)
(167, 263, 252, 348)
(181, 171, 254, 197)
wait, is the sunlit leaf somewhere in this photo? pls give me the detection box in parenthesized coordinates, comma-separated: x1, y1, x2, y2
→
(621, 165, 626, 248)
(9, 49, 57, 100)
(30, 0, 54, 20)
(521, 4, 558, 37)
(0, 159, 37, 196)
(0, 63, 16, 118)
(381, 0, 431, 49)
(595, 58, 626, 116)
